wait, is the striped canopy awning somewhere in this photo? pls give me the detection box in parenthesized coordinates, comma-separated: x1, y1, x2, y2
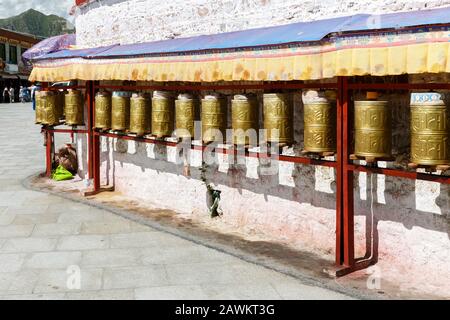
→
(29, 7, 450, 82)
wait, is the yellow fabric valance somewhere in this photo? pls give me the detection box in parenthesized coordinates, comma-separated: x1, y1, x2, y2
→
(29, 28, 450, 82)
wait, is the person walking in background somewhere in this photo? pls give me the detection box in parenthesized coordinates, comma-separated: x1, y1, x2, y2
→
(24, 87, 31, 102)
(9, 87, 15, 103)
(3, 87, 9, 103)
(19, 86, 25, 103)
(31, 83, 41, 110)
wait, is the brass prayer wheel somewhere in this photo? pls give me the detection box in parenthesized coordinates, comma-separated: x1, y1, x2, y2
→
(64, 89, 84, 126)
(41, 91, 59, 126)
(201, 94, 227, 143)
(129, 93, 151, 136)
(303, 90, 336, 153)
(175, 93, 196, 139)
(152, 91, 174, 137)
(231, 94, 258, 145)
(94, 91, 112, 129)
(35, 91, 43, 124)
(111, 91, 131, 131)
(263, 93, 293, 144)
(354, 93, 391, 158)
(410, 92, 450, 165)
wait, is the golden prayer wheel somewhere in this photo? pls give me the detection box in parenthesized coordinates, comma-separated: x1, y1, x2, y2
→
(94, 91, 112, 129)
(41, 91, 59, 126)
(354, 93, 391, 158)
(35, 91, 43, 124)
(263, 93, 293, 144)
(175, 93, 196, 139)
(64, 89, 84, 126)
(201, 94, 227, 143)
(111, 91, 131, 131)
(129, 93, 151, 136)
(410, 92, 450, 165)
(303, 90, 336, 153)
(152, 91, 174, 137)
(231, 94, 258, 145)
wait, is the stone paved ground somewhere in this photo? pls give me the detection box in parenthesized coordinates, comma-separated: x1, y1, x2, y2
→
(0, 102, 353, 300)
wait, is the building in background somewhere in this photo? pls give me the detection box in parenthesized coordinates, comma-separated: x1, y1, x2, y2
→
(0, 28, 41, 102)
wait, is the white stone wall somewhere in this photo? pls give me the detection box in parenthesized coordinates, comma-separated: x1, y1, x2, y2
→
(82, 85, 450, 296)
(72, 0, 450, 295)
(76, 0, 450, 47)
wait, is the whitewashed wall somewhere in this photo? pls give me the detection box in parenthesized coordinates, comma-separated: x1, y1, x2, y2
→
(73, 83, 450, 297)
(72, 0, 450, 296)
(76, 0, 450, 47)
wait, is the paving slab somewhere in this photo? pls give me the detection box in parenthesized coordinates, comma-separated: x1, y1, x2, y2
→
(0, 253, 26, 273)
(66, 289, 134, 300)
(0, 293, 66, 300)
(81, 248, 142, 268)
(32, 223, 81, 237)
(24, 251, 82, 269)
(135, 285, 209, 300)
(0, 270, 40, 295)
(0, 212, 15, 226)
(12, 212, 60, 225)
(103, 265, 168, 289)
(56, 235, 109, 251)
(110, 231, 193, 249)
(33, 268, 103, 294)
(0, 225, 34, 238)
(1, 237, 58, 253)
(80, 221, 133, 235)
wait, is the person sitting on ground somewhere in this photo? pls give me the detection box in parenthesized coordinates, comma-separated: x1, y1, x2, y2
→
(55, 143, 78, 175)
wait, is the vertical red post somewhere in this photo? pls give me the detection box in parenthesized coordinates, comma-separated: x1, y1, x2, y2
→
(342, 77, 355, 267)
(45, 129, 53, 177)
(335, 77, 344, 265)
(92, 82, 100, 192)
(41, 82, 53, 177)
(93, 133, 100, 192)
(86, 81, 94, 179)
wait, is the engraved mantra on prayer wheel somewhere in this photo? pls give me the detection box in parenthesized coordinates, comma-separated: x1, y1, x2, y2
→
(201, 97, 227, 143)
(35, 91, 43, 124)
(354, 100, 391, 158)
(111, 92, 131, 131)
(231, 95, 258, 145)
(410, 93, 450, 165)
(64, 90, 84, 126)
(304, 101, 336, 153)
(175, 97, 196, 139)
(152, 95, 174, 137)
(129, 93, 151, 136)
(94, 92, 112, 130)
(263, 93, 293, 145)
(41, 91, 59, 126)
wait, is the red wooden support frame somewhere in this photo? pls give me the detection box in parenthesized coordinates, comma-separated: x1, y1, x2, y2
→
(341, 77, 355, 267)
(45, 129, 53, 177)
(336, 79, 450, 275)
(92, 81, 101, 192)
(42, 77, 450, 276)
(86, 81, 94, 179)
(335, 77, 344, 265)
